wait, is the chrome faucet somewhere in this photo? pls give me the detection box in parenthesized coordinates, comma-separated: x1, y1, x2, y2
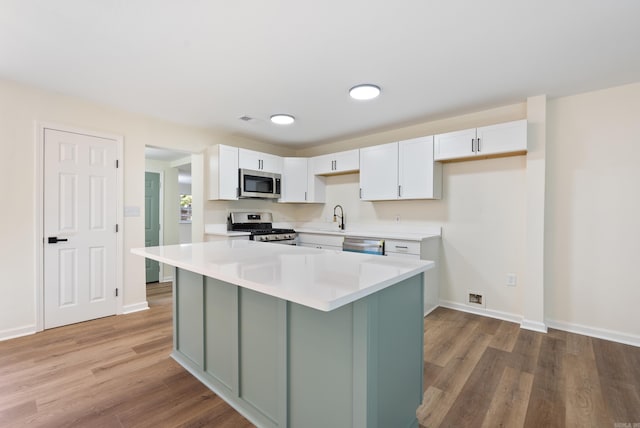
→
(333, 204, 345, 230)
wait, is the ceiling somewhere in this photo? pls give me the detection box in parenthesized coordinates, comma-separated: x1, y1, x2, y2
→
(2, 1, 639, 148)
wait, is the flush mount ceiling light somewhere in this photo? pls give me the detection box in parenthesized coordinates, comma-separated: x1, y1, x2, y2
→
(270, 114, 295, 125)
(349, 84, 381, 100)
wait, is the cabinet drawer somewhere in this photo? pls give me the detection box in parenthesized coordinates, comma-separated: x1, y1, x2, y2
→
(385, 239, 420, 255)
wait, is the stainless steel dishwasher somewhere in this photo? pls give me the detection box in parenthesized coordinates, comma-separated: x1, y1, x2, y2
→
(342, 237, 385, 255)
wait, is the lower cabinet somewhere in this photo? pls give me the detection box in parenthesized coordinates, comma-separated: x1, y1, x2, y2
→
(296, 233, 344, 250)
(173, 267, 424, 428)
(385, 238, 440, 316)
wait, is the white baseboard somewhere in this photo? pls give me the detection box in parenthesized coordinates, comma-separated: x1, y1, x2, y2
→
(546, 319, 640, 348)
(160, 275, 174, 283)
(438, 300, 522, 324)
(520, 319, 548, 333)
(0, 324, 37, 342)
(122, 301, 150, 314)
(424, 305, 439, 317)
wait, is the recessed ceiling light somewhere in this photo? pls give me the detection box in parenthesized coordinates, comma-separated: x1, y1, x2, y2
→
(270, 114, 295, 125)
(349, 84, 381, 100)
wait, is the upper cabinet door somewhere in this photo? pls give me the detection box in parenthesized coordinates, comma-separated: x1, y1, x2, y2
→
(476, 119, 527, 156)
(398, 136, 441, 200)
(359, 142, 399, 201)
(238, 148, 283, 174)
(313, 149, 359, 175)
(238, 148, 262, 170)
(434, 128, 477, 161)
(280, 157, 308, 203)
(208, 144, 239, 200)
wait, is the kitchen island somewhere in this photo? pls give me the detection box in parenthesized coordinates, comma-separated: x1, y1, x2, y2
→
(132, 240, 433, 428)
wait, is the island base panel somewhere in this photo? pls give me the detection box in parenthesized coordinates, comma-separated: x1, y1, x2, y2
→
(173, 268, 423, 428)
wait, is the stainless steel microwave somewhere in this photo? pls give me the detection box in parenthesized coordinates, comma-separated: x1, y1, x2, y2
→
(238, 168, 281, 199)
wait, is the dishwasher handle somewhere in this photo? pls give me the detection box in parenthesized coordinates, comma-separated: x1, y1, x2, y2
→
(342, 238, 385, 256)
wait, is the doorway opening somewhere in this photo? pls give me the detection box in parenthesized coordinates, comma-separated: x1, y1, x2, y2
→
(144, 146, 194, 298)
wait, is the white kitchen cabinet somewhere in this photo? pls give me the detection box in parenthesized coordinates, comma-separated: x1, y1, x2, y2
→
(312, 149, 359, 175)
(239, 148, 283, 174)
(384, 237, 440, 316)
(434, 119, 527, 161)
(359, 136, 441, 201)
(280, 158, 325, 203)
(280, 157, 307, 202)
(207, 144, 239, 200)
(296, 233, 344, 250)
(359, 142, 398, 201)
(385, 239, 421, 257)
(476, 120, 527, 156)
(399, 136, 442, 199)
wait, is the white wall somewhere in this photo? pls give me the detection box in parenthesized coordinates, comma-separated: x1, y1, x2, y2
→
(295, 104, 529, 320)
(3, 74, 639, 345)
(0, 78, 273, 339)
(545, 82, 640, 342)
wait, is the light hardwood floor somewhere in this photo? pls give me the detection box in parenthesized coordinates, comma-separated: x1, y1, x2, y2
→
(1, 284, 639, 427)
(418, 307, 640, 427)
(0, 283, 252, 427)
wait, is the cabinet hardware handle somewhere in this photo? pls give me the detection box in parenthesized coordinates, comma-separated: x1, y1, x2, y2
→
(477, 138, 481, 152)
(472, 138, 475, 152)
(304, 191, 307, 201)
(398, 185, 401, 197)
(359, 188, 362, 198)
(395, 245, 408, 249)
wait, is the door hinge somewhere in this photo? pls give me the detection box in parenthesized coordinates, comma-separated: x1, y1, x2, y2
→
(115, 224, 119, 232)
(115, 288, 119, 297)
(116, 159, 119, 168)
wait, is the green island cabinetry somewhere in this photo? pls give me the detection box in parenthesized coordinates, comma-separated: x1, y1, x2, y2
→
(132, 241, 432, 428)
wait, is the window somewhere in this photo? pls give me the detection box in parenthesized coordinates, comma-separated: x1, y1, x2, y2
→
(180, 194, 192, 223)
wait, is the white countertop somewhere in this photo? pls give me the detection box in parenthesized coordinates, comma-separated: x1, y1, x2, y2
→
(205, 222, 441, 241)
(295, 228, 440, 241)
(132, 241, 433, 312)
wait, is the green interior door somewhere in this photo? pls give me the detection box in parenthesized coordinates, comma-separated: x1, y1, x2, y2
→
(145, 172, 160, 283)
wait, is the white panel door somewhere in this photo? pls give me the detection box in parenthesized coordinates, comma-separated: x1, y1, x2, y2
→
(359, 142, 398, 200)
(44, 128, 118, 329)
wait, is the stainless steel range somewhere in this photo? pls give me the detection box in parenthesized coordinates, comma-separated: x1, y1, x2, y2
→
(228, 212, 297, 245)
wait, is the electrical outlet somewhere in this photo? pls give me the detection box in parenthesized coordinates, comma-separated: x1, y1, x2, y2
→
(506, 273, 517, 287)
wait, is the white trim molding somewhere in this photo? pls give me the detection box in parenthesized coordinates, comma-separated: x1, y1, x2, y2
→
(546, 319, 640, 348)
(520, 319, 548, 334)
(438, 300, 523, 325)
(0, 325, 37, 342)
(122, 301, 150, 314)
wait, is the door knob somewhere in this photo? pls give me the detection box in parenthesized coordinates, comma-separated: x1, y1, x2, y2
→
(48, 237, 69, 244)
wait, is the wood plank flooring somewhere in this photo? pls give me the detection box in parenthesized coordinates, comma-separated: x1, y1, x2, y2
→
(0, 282, 252, 428)
(419, 307, 640, 427)
(1, 284, 639, 427)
